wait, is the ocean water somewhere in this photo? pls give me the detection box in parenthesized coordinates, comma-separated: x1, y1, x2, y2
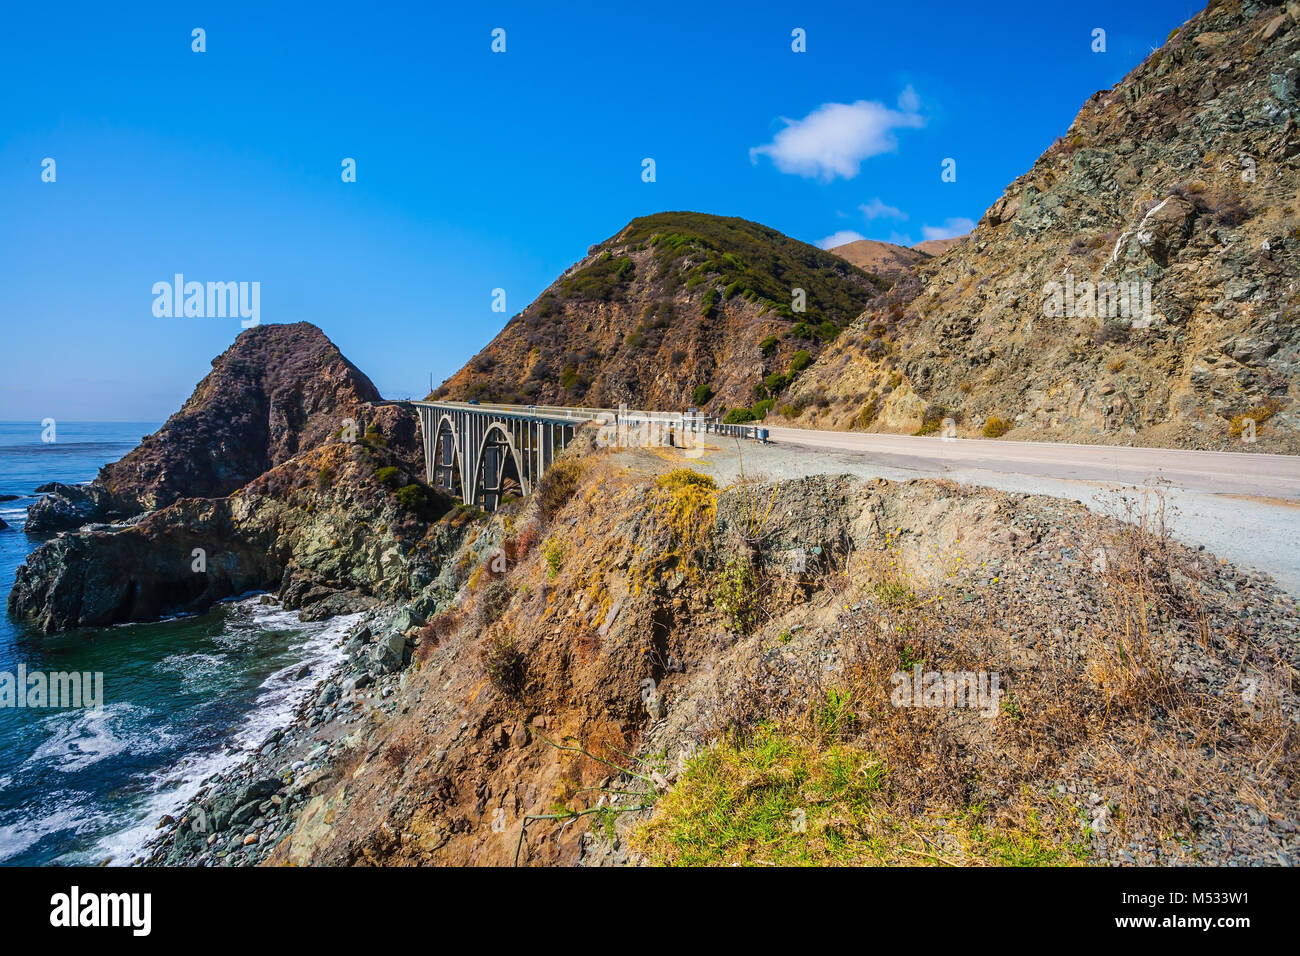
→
(0, 422, 351, 865)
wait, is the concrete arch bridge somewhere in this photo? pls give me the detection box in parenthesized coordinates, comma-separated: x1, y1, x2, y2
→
(411, 401, 765, 512)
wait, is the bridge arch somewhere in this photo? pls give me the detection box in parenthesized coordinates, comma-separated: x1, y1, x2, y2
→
(433, 414, 464, 497)
(471, 422, 526, 512)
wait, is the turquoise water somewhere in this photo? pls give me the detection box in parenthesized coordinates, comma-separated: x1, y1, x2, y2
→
(0, 423, 349, 865)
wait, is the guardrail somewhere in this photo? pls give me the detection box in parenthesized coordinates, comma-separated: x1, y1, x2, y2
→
(414, 400, 770, 443)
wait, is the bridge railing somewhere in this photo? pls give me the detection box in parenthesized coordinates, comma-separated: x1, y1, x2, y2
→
(412, 400, 770, 443)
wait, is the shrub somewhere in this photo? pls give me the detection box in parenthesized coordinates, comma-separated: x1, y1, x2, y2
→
(653, 469, 718, 556)
(789, 350, 812, 373)
(536, 457, 584, 520)
(982, 416, 1013, 438)
(692, 384, 714, 406)
(316, 466, 335, 490)
(701, 288, 718, 319)
(395, 483, 442, 520)
(478, 579, 513, 628)
(852, 399, 879, 430)
(758, 335, 779, 356)
(724, 407, 759, 424)
(914, 404, 951, 436)
(751, 398, 775, 418)
(714, 552, 760, 633)
(374, 465, 401, 488)
(1229, 400, 1283, 438)
(543, 536, 563, 578)
(483, 633, 526, 697)
(763, 372, 789, 394)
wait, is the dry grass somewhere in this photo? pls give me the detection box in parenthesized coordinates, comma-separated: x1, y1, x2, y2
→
(651, 483, 1299, 864)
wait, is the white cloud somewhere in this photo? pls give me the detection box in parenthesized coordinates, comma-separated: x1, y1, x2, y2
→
(859, 198, 907, 221)
(815, 230, 867, 249)
(922, 217, 975, 241)
(888, 231, 915, 247)
(750, 93, 924, 181)
(897, 85, 920, 112)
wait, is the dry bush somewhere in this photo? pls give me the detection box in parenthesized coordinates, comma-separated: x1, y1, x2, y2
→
(413, 611, 458, 664)
(651, 469, 718, 561)
(536, 457, 586, 521)
(512, 517, 541, 561)
(482, 632, 527, 697)
(383, 741, 410, 770)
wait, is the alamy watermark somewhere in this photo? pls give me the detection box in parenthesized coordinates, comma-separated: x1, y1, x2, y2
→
(1042, 272, 1152, 329)
(595, 404, 705, 458)
(890, 664, 1002, 718)
(152, 274, 260, 328)
(1, 665, 103, 712)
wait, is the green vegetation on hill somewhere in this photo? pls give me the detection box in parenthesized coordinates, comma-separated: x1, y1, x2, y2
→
(615, 212, 883, 330)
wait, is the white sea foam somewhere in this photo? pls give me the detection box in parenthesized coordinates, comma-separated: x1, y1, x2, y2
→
(27, 703, 175, 774)
(82, 599, 360, 865)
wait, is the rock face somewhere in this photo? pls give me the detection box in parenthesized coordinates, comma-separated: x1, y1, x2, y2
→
(25, 482, 125, 534)
(8, 436, 462, 635)
(782, 0, 1300, 451)
(8, 320, 456, 635)
(434, 212, 884, 416)
(100, 322, 385, 511)
(26, 322, 390, 533)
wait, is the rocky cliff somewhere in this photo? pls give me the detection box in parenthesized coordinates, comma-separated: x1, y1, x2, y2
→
(783, 0, 1300, 451)
(27, 323, 390, 532)
(10, 322, 454, 634)
(143, 435, 1300, 867)
(9, 421, 463, 634)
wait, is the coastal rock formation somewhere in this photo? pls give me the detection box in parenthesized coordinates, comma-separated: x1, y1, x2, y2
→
(25, 322, 394, 532)
(9, 433, 462, 634)
(9, 321, 450, 634)
(25, 482, 126, 534)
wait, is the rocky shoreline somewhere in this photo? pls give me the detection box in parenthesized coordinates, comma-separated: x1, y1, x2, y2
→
(138, 602, 425, 867)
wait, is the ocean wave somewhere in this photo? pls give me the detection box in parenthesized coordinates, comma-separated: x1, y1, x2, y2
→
(26, 702, 177, 775)
(85, 600, 361, 865)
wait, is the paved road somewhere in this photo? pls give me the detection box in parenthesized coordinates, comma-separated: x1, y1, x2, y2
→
(764, 426, 1300, 500)
(697, 427, 1300, 598)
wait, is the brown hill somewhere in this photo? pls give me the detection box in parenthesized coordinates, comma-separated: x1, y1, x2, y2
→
(785, 0, 1300, 453)
(912, 236, 965, 256)
(828, 239, 930, 280)
(434, 212, 885, 419)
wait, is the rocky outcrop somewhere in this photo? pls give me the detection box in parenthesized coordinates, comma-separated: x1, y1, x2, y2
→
(782, 0, 1300, 451)
(26, 323, 393, 532)
(8, 420, 463, 635)
(25, 482, 128, 534)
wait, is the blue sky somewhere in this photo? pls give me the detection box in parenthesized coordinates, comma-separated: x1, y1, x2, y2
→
(0, 0, 1202, 421)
